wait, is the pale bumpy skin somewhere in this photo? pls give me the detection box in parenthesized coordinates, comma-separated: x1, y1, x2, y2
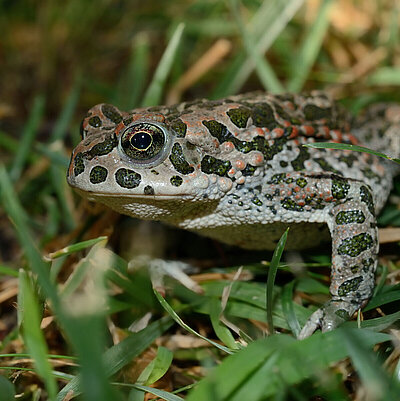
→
(67, 92, 400, 337)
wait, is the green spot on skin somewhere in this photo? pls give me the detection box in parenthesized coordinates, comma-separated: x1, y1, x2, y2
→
(201, 155, 232, 177)
(115, 168, 141, 189)
(89, 166, 108, 184)
(360, 185, 375, 215)
(101, 104, 122, 124)
(303, 104, 331, 121)
(268, 173, 286, 184)
(144, 185, 154, 195)
(169, 143, 194, 175)
(84, 134, 118, 160)
(242, 164, 256, 176)
(251, 102, 277, 129)
(335, 210, 366, 225)
(251, 196, 263, 206)
(331, 178, 350, 200)
(89, 116, 102, 128)
(281, 197, 304, 212)
(170, 119, 187, 138)
(170, 175, 183, 186)
(337, 233, 374, 257)
(335, 309, 350, 320)
(73, 152, 85, 176)
(296, 178, 307, 188)
(338, 276, 363, 297)
(291, 147, 310, 171)
(227, 107, 251, 128)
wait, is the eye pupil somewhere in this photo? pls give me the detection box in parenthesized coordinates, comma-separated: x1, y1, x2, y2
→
(131, 131, 152, 150)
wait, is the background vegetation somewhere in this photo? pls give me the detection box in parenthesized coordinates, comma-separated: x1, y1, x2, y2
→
(1, 0, 400, 400)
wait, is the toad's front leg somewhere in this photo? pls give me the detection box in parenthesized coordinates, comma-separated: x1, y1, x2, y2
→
(298, 180, 378, 339)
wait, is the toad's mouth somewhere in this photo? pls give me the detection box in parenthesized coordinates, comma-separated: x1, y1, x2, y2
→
(73, 187, 194, 201)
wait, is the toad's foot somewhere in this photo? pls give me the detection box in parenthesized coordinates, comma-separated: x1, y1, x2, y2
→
(297, 299, 360, 339)
(128, 255, 203, 295)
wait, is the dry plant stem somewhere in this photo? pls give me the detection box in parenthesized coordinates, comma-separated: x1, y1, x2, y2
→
(166, 39, 232, 104)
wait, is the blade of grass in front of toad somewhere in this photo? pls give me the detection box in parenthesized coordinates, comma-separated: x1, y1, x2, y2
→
(281, 280, 301, 337)
(304, 142, 400, 164)
(266, 228, 289, 334)
(19, 270, 57, 400)
(57, 316, 173, 400)
(187, 328, 390, 401)
(0, 167, 119, 400)
(154, 290, 234, 354)
(141, 23, 185, 107)
(0, 376, 15, 401)
(287, 0, 334, 92)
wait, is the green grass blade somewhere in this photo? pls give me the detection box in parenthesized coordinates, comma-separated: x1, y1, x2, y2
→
(304, 142, 400, 164)
(57, 316, 173, 400)
(230, 0, 284, 93)
(46, 236, 108, 259)
(214, 0, 303, 96)
(141, 23, 185, 107)
(10, 95, 45, 181)
(0, 265, 19, 278)
(209, 297, 240, 349)
(50, 77, 81, 142)
(132, 384, 184, 401)
(281, 281, 301, 337)
(19, 270, 58, 400)
(154, 290, 234, 354)
(115, 34, 150, 109)
(287, 0, 334, 92)
(0, 375, 15, 401)
(0, 166, 61, 310)
(339, 329, 398, 399)
(266, 228, 289, 334)
(138, 346, 173, 385)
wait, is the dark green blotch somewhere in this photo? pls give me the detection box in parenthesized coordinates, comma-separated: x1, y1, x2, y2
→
(227, 107, 251, 128)
(280, 160, 288, 167)
(337, 233, 373, 257)
(84, 134, 118, 160)
(101, 104, 122, 124)
(169, 143, 194, 175)
(170, 119, 187, 138)
(89, 166, 108, 184)
(123, 117, 133, 126)
(291, 147, 310, 171)
(360, 185, 375, 215)
(144, 185, 154, 195)
(89, 116, 102, 128)
(251, 196, 263, 206)
(74, 152, 85, 176)
(170, 175, 183, 186)
(332, 178, 350, 200)
(201, 155, 232, 177)
(304, 104, 331, 121)
(242, 164, 256, 176)
(339, 153, 358, 168)
(350, 265, 359, 273)
(335, 309, 349, 320)
(335, 210, 366, 225)
(268, 173, 286, 184)
(203, 120, 231, 143)
(281, 197, 304, 212)
(314, 158, 340, 174)
(115, 168, 141, 189)
(362, 258, 375, 272)
(338, 276, 363, 296)
(251, 103, 277, 129)
(296, 178, 307, 188)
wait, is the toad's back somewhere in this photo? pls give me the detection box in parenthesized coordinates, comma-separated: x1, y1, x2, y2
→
(67, 92, 400, 335)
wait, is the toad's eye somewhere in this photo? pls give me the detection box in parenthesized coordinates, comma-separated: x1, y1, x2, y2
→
(120, 122, 171, 167)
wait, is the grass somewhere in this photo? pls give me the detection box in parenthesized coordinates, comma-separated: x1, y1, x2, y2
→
(1, 0, 400, 400)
